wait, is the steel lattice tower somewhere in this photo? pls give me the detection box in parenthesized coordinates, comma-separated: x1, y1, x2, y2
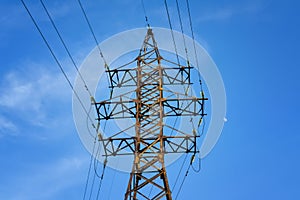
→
(93, 28, 207, 200)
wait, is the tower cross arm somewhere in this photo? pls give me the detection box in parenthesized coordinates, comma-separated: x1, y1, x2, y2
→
(99, 135, 200, 157)
(93, 97, 207, 120)
(106, 66, 194, 88)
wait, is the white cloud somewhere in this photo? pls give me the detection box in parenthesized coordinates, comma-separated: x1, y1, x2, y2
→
(1, 155, 88, 200)
(0, 62, 73, 130)
(0, 115, 18, 137)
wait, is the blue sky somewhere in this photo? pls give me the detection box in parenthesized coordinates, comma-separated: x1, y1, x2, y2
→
(0, 0, 300, 199)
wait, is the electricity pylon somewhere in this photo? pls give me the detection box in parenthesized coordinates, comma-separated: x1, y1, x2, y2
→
(93, 28, 207, 199)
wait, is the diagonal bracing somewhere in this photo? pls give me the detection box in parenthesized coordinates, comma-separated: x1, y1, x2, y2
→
(93, 28, 207, 200)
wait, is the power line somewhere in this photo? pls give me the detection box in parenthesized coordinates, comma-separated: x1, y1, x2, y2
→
(86, 119, 108, 200)
(165, 0, 206, 191)
(175, 0, 190, 66)
(20, 0, 95, 129)
(141, 0, 150, 28)
(76, 2, 112, 197)
(82, 137, 98, 200)
(77, 0, 113, 99)
(164, 0, 193, 143)
(40, 0, 92, 97)
(87, 142, 102, 200)
(24, 0, 206, 198)
(77, 0, 107, 67)
(20, 2, 104, 199)
(164, 0, 181, 66)
(76, 1, 113, 197)
(172, 153, 188, 192)
(191, 152, 202, 173)
(86, 126, 108, 200)
(175, 159, 192, 200)
(185, 0, 203, 89)
(96, 158, 107, 200)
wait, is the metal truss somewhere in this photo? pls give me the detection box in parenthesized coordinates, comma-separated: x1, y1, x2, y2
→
(94, 97, 206, 120)
(93, 28, 207, 200)
(106, 65, 192, 88)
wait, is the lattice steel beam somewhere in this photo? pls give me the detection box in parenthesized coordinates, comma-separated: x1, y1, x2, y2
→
(93, 97, 206, 120)
(94, 28, 207, 200)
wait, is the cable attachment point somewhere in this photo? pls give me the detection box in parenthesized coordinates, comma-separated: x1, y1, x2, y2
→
(90, 96, 96, 104)
(198, 117, 202, 128)
(190, 154, 196, 164)
(98, 133, 103, 141)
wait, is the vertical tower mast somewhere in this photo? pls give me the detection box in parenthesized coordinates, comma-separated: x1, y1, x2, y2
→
(125, 28, 172, 199)
(93, 28, 207, 199)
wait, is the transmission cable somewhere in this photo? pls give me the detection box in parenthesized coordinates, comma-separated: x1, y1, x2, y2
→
(175, 0, 190, 66)
(185, 0, 203, 91)
(82, 135, 98, 200)
(141, 0, 150, 28)
(164, 0, 181, 66)
(164, 0, 193, 132)
(86, 120, 109, 200)
(20, 2, 103, 200)
(191, 150, 202, 173)
(174, 159, 192, 200)
(82, 105, 99, 200)
(108, 160, 119, 200)
(20, 0, 96, 130)
(174, 119, 204, 199)
(185, 0, 206, 135)
(40, 0, 92, 97)
(171, 153, 188, 192)
(92, 119, 109, 199)
(77, 1, 113, 197)
(77, 0, 113, 99)
(163, 10, 192, 138)
(77, 0, 108, 68)
(87, 142, 100, 200)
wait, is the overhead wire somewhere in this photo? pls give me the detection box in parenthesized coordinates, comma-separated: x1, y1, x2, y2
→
(171, 153, 188, 192)
(77, 0, 108, 68)
(82, 136, 98, 200)
(191, 117, 205, 173)
(24, 0, 205, 198)
(90, 109, 110, 200)
(76, 1, 114, 199)
(175, 149, 202, 199)
(40, 0, 92, 97)
(77, 0, 112, 182)
(164, 0, 193, 138)
(20, 0, 96, 131)
(87, 139, 106, 200)
(20, 1, 105, 199)
(87, 119, 109, 200)
(191, 151, 202, 173)
(87, 142, 103, 200)
(108, 160, 119, 200)
(185, 0, 203, 91)
(174, 0, 193, 96)
(185, 0, 206, 140)
(96, 160, 107, 200)
(174, 159, 192, 200)
(164, 1, 205, 198)
(175, 0, 190, 66)
(77, 0, 113, 99)
(164, 0, 181, 66)
(87, 143, 99, 200)
(95, 121, 109, 200)
(141, 0, 150, 28)
(83, 99, 100, 200)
